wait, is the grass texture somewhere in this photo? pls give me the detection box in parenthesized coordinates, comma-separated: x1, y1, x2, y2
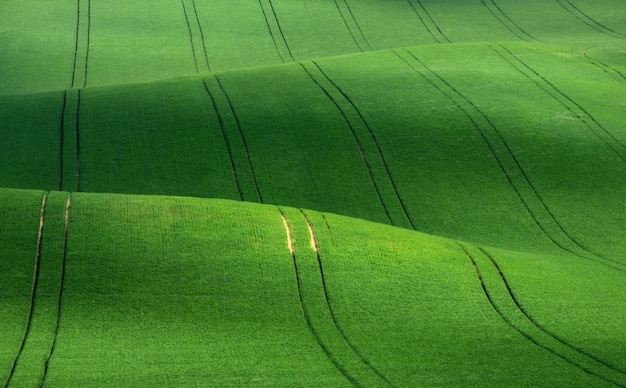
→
(1, 0, 625, 386)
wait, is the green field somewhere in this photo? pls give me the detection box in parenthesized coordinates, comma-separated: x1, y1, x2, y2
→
(1, 0, 625, 386)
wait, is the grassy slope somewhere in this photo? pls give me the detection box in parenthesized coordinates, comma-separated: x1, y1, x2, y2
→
(1, 0, 625, 386)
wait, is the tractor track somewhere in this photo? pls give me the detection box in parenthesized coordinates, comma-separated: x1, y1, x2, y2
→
(70, 0, 90, 89)
(181, 0, 199, 73)
(3, 194, 48, 388)
(581, 51, 626, 82)
(202, 80, 244, 201)
(278, 209, 360, 386)
(300, 210, 395, 386)
(463, 245, 625, 388)
(258, 0, 294, 62)
(406, 0, 449, 44)
(492, 44, 626, 163)
(480, 0, 536, 42)
(214, 76, 264, 203)
(299, 62, 393, 226)
(40, 195, 71, 388)
(191, 0, 211, 72)
(332, 0, 372, 51)
(394, 49, 625, 273)
(310, 60, 416, 230)
(481, 247, 626, 377)
(556, 0, 625, 39)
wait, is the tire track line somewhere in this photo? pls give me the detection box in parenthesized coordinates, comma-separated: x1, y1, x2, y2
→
(311, 61, 417, 230)
(181, 0, 199, 74)
(70, 0, 90, 88)
(301, 210, 395, 387)
(40, 195, 71, 388)
(298, 62, 393, 226)
(278, 209, 359, 386)
(462, 245, 624, 387)
(556, 0, 626, 39)
(394, 49, 625, 272)
(214, 76, 264, 203)
(202, 80, 244, 201)
(191, 0, 211, 72)
(257, 0, 294, 62)
(581, 51, 626, 82)
(480, 0, 536, 42)
(480, 247, 626, 377)
(333, 0, 372, 51)
(406, 0, 450, 44)
(3, 194, 48, 388)
(492, 44, 626, 163)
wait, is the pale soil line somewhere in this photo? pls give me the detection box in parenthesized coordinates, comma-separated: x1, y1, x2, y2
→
(280, 213, 295, 255)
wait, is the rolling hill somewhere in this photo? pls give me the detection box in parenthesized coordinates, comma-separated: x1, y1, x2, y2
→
(1, 0, 625, 386)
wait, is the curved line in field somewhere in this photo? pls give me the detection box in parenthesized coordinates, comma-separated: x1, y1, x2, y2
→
(310, 61, 417, 230)
(191, 0, 211, 72)
(181, 0, 199, 74)
(40, 195, 71, 388)
(268, 0, 294, 61)
(480, 0, 536, 42)
(405, 0, 444, 44)
(3, 194, 48, 388)
(556, 0, 626, 39)
(333, 0, 372, 52)
(462, 245, 623, 387)
(278, 209, 358, 386)
(214, 76, 264, 203)
(581, 51, 626, 82)
(481, 248, 626, 377)
(202, 80, 244, 201)
(493, 45, 626, 162)
(394, 49, 626, 273)
(300, 210, 396, 386)
(257, 0, 285, 63)
(70, 0, 81, 88)
(83, 0, 91, 88)
(298, 62, 393, 225)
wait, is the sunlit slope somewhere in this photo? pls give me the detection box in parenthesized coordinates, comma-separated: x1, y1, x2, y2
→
(1, 189, 625, 387)
(1, 42, 624, 257)
(2, 0, 625, 94)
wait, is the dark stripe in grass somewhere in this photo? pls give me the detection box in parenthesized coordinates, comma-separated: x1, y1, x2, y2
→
(481, 247, 626, 377)
(395, 49, 626, 274)
(279, 209, 359, 387)
(214, 76, 264, 203)
(301, 210, 395, 387)
(3, 194, 48, 388)
(493, 44, 626, 163)
(258, 0, 285, 63)
(406, 0, 450, 44)
(480, 0, 536, 42)
(463, 245, 624, 388)
(581, 51, 626, 83)
(333, 0, 373, 52)
(556, 0, 626, 39)
(299, 62, 393, 226)
(40, 195, 71, 388)
(70, 0, 81, 88)
(267, 0, 294, 61)
(202, 79, 244, 201)
(181, 0, 199, 74)
(191, 0, 211, 72)
(311, 61, 417, 231)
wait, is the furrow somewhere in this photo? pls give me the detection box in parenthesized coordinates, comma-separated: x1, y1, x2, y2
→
(394, 48, 626, 273)
(298, 62, 394, 226)
(463, 245, 625, 388)
(481, 0, 536, 42)
(406, 0, 450, 44)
